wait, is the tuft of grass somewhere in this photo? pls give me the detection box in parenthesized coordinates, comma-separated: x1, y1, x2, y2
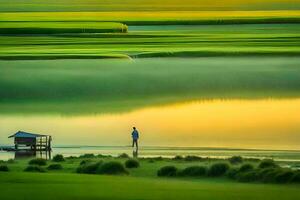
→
(229, 156, 243, 165)
(76, 161, 102, 174)
(118, 153, 130, 159)
(258, 159, 278, 169)
(80, 159, 92, 165)
(238, 164, 254, 173)
(177, 166, 207, 177)
(237, 171, 258, 182)
(28, 158, 47, 166)
(274, 170, 295, 183)
(47, 164, 63, 170)
(157, 166, 178, 177)
(0, 165, 9, 172)
(79, 154, 96, 159)
(184, 156, 203, 162)
(97, 161, 128, 175)
(172, 155, 184, 161)
(24, 165, 46, 173)
(226, 168, 239, 179)
(125, 159, 140, 168)
(52, 154, 65, 162)
(291, 171, 300, 183)
(208, 163, 230, 177)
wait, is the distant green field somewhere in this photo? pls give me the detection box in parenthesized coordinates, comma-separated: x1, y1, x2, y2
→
(1, 0, 300, 11)
(0, 24, 299, 59)
(1, 11, 300, 25)
(0, 22, 128, 34)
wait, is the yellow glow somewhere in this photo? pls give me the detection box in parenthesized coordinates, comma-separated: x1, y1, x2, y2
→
(0, 99, 300, 150)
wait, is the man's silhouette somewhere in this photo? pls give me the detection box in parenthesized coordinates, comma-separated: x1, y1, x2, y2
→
(131, 127, 139, 149)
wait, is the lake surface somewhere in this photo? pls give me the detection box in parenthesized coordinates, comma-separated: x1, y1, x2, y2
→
(0, 57, 300, 159)
(1, 99, 300, 149)
(1, 146, 300, 162)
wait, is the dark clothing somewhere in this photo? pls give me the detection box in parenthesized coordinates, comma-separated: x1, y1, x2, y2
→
(131, 129, 139, 149)
(132, 130, 139, 140)
(132, 139, 138, 148)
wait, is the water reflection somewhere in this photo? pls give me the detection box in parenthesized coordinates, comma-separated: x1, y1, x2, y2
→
(0, 99, 300, 150)
(133, 149, 139, 158)
(14, 150, 51, 160)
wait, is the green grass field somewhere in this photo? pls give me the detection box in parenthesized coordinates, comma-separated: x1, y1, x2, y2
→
(1, 172, 299, 200)
(1, 11, 300, 25)
(1, 1, 300, 199)
(1, 0, 300, 11)
(0, 24, 299, 59)
(0, 22, 128, 34)
(0, 156, 299, 200)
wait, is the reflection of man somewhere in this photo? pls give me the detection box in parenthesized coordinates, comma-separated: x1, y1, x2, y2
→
(131, 127, 139, 149)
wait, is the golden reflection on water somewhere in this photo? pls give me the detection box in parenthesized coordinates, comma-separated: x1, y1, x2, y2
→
(0, 99, 300, 150)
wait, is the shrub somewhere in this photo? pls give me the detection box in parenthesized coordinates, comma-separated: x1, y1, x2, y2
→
(0, 165, 9, 172)
(153, 157, 163, 161)
(291, 171, 300, 183)
(244, 158, 260, 162)
(47, 164, 63, 170)
(239, 164, 254, 173)
(229, 156, 243, 165)
(258, 168, 281, 183)
(7, 159, 15, 164)
(208, 163, 230, 177)
(66, 156, 77, 159)
(80, 159, 92, 165)
(274, 170, 295, 183)
(79, 154, 95, 159)
(29, 158, 47, 166)
(157, 166, 178, 177)
(237, 171, 258, 182)
(97, 161, 128, 175)
(226, 168, 239, 179)
(97, 154, 109, 158)
(173, 155, 184, 160)
(125, 159, 139, 168)
(118, 153, 130, 159)
(184, 156, 203, 162)
(52, 154, 65, 162)
(258, 159, 277, 169)
(24, 165, 46, 172)
(178, 166, 207, 177)
(76, 161, 102, 174)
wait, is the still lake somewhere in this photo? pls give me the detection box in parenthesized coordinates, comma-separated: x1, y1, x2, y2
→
(0, 57, 300, 160)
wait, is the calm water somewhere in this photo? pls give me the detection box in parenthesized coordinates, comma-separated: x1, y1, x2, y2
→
(1, 58, 300, 160)
(1, 146, 300, 162)
(1, 99, 300, 149)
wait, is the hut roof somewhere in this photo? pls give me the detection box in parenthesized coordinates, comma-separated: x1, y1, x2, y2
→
(8, 131, 48, 138)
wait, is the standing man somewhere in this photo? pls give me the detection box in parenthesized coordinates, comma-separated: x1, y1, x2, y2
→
(131, 127, 139, 149)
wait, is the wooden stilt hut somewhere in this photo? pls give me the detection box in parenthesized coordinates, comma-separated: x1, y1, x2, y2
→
(8, 131, 52, 151)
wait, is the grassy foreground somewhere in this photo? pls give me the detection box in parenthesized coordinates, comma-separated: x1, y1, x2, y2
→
(0, 155, 300, 200)
(0, 172, 299, 200)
